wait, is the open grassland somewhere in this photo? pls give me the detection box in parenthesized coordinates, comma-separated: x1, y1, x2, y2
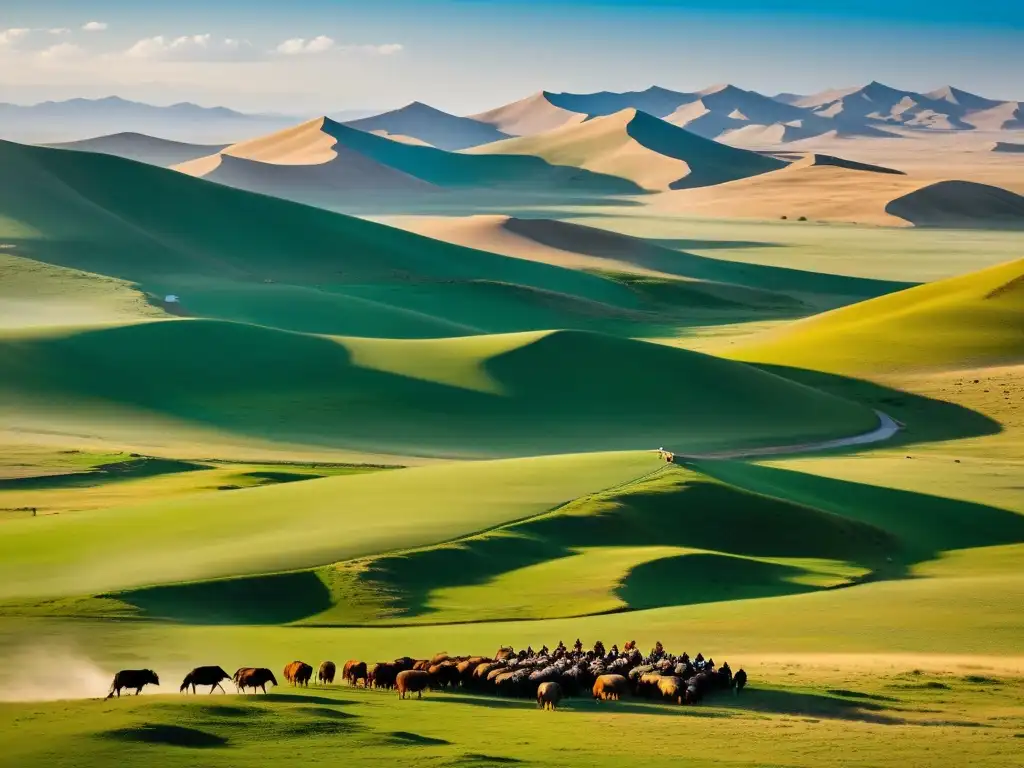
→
(2, 119, 1024, 768)
(0, 666, 1021, 768)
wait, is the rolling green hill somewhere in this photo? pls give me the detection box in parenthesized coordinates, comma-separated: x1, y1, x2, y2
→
(733, 257, 1024, 373)
(0, 139, 807, 338)
(0, 320, 878, 458)
(0, 451, 661, 600)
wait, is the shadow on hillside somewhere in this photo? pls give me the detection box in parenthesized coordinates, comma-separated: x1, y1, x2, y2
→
(420, 693, 732, 719)
(110, 570, 333, 624)
(719, 688, 907, 724)
(98, 724, 228, 748)
(691, 461, 1024, 558)
(0, 457, 206, 491)
(616, 553, 822, 609)
(751, 364, 1002, 447)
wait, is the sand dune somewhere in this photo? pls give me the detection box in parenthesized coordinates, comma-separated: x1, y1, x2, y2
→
(797, 82, 1023, 134)
(175, 118, 435, 204)
(469, 109, 784, 191)
(175, 116, 637, 205)
(471, 84, 901, 144)
(774, 153, 905, 175)
(346, 102, 510, 150)
(992, 141, 1024, 153)
(654, 162, 1024, 228)
(469, 91, 589, 136)
(46, 132, 226, 167)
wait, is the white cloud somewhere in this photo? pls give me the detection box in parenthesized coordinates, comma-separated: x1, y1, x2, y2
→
(38, 42, 85, 61)
(49, 28, 71, 35)
(82, 21, 108, 32)
(276, 35, 335, 55)
(0, 28, 32, 46)
(125, 34, 253, 61)
(364, 43, 403, 55)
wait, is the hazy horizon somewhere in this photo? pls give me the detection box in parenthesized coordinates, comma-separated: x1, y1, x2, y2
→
(1, 0, 1022, 115)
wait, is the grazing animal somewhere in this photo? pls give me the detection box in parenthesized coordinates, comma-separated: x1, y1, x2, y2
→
(179, 666, 230, 694)
(234, 667, 277, 694)
(495, 646, 515, 662)
(106, 669, 159, 699)
(318, 661, 336, 685)
(593, 674, 628, 701)
(396, 669, 431, 700)
(342, 660, 368, 686)
(733, 668, 748, 694)
(283, 661, 313, 687)
(537, 681, 563, 710)
(370, 662, 399, 690)
(393, 656, 416, 671)
(656, 676, 684, 705)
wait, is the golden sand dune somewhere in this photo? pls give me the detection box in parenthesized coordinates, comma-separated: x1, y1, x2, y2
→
(174, 117, 435, 203)
(468, 91, 589, 136)
(654, 163, 1024, 228)
(469, 109, 783, 191)
(392, 214, 673, 276)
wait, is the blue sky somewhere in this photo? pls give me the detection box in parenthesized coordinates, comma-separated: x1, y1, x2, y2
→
(0, 1, 1020, 112)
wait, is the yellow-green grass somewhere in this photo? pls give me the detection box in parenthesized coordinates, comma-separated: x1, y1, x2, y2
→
(573, 211, 1024, 284)
(0, 450, 394, 516)
(1, 670, 1020, 768)
(731, 258, 1024, 374)
(0, 451, 661, 600)
(0, 320, 879, 458)
(0, 253, 163, 329)
(24, 455, 1023, 628)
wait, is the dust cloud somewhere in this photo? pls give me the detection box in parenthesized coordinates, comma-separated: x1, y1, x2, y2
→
(0, 646, 121, 701)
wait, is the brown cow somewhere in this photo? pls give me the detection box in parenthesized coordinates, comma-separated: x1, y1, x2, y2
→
(106, 669, 159, 699)
(593, 674, 628, 701)
(537, 681, 563, 711)
(318, 661, 336, 685)
(342, 660, 368, 686)
(429, 652, 450, 665)
(283, 661, 313, 687)
(494, 646, 515, 662)
(657, 676, 684, 705)
(233, 667, 277, 694)
(396, 669, 430, 700)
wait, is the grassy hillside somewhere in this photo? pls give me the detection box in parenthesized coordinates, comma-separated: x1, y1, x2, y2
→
(0, 451, 660, 600)
(471, 109, 784, 191)
(0, 321, 878, 457)
(0, 139, 699, 338)
(3, 676, 1021, 768)
(733, 258, 1024, 373)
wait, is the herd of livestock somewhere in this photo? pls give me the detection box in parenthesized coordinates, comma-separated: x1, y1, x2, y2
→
(105, 639, 747, 710)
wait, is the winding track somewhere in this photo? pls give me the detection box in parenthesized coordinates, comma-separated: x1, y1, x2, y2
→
(670, 410, 901, 461)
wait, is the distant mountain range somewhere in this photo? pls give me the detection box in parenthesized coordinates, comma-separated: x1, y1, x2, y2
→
(469, 83, 1024, 146)
(5, 82, 1021, 151)
(0, 96, 377, 144)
